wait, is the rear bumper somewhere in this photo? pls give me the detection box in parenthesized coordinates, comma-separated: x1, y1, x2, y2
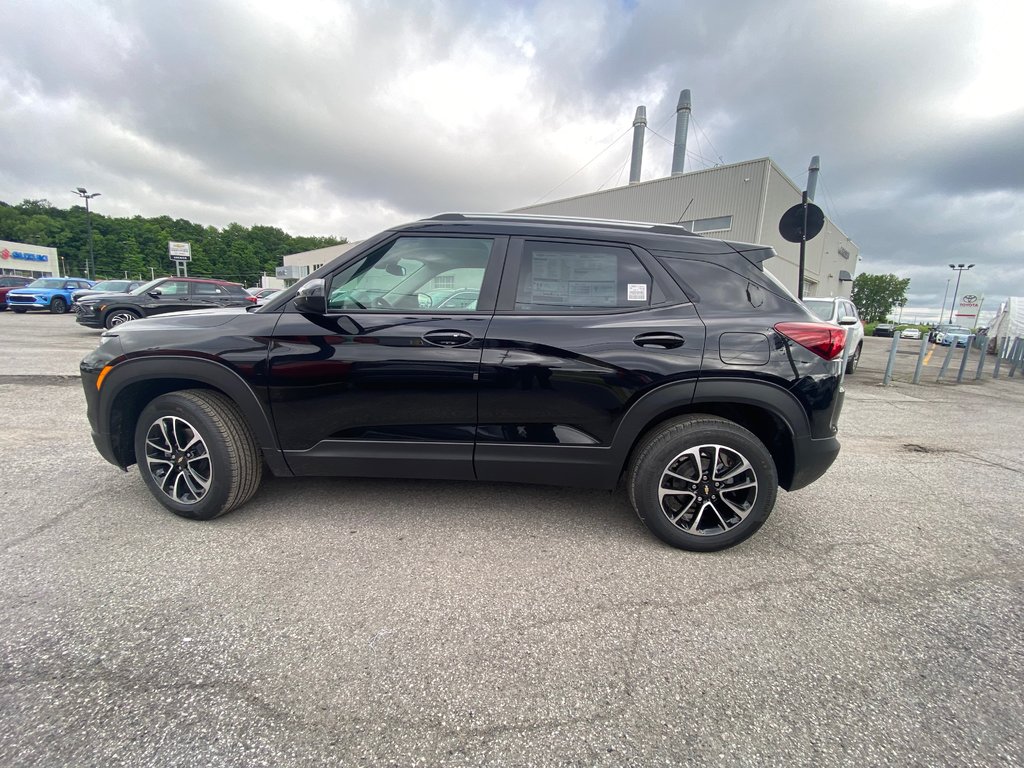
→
(788, 434, 841, 491)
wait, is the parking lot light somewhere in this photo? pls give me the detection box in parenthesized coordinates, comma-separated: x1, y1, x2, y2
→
(947, 263, 974, 323)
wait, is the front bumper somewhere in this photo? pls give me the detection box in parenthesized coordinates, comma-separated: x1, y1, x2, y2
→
(7, 297, 48, 309)
(75, 306, 104, 328)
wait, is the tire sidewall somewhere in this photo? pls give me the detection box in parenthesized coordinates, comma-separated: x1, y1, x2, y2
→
(846, 344, 861, 374)
(50, 297, 68, 314)
(134, 393, 236, 520)
(630, 420, 778, 551)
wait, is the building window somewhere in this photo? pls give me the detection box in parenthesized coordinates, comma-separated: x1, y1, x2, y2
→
(431, 275, 456, 289)
(689, 215, 733, 233)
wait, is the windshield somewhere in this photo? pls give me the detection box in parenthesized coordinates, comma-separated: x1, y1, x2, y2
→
(26, 278, 65, 289)
(91, 280, 130, 292)
(130, 278, 165, 295)
(947, 327, 971, 334)
(803, 300, 833, 321)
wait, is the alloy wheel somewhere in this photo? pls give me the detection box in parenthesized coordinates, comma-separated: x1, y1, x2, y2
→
(658, 443, 758, 536)
(144, 416, 212, 505)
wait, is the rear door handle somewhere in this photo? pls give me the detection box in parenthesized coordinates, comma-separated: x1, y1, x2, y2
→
(633, 332, 685, 349)
(423, 330, 474, 347)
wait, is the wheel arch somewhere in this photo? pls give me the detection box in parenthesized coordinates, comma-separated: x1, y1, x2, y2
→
(612, 379, 806, 491)
(98, 357, 286, 475)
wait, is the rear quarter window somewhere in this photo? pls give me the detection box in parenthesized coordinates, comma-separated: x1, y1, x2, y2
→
(657, 257, 798, 317)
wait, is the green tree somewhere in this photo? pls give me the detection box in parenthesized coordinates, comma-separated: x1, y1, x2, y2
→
(852, 273, 911, 323)
(0, 199, 346, 281)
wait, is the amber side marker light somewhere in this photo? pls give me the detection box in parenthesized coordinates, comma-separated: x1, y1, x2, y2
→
(96, 365, 113, 390)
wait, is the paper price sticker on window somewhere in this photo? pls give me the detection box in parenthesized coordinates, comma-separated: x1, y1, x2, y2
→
(627, 283, 648, 301)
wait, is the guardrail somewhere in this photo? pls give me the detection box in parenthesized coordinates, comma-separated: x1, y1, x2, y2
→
(882, 333, 1024, 386)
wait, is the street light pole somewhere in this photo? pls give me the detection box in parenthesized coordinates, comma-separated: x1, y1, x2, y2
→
(947, 263, 975, 323)
(938, 278, 951, 324)
(71, 187, 101, 280)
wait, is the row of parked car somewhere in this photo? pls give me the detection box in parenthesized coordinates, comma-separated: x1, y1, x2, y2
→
(0, 275, 286, 328)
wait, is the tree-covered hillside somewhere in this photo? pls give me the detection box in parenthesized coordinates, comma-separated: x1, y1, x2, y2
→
(0, 199, 346, 286)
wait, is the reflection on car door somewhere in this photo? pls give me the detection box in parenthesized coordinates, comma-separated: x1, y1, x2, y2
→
(267, 234, 507, 481)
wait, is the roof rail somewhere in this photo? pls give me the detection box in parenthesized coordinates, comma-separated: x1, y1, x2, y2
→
(424, 212, 697, 237)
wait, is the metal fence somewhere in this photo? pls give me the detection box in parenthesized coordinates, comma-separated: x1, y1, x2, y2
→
(881, 333, 1024, 386)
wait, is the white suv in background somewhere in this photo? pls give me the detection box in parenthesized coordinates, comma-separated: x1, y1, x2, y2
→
(803, 297, 865, 374)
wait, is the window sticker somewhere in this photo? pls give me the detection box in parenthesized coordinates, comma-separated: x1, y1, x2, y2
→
(627, 283, 648, 302)
(530, 251, 617, 306)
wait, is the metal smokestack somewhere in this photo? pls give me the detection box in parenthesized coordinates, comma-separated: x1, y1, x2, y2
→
(629, 106, 647, 184)
(671, 89, 691, 175)
(807, 155, 821, 200)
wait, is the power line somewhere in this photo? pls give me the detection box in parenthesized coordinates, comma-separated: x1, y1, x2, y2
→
(532, 126, 633, 204)
(690, 116, 725, 166)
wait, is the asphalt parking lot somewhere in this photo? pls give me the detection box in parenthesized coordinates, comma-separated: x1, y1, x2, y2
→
(1, 313, 1022, 767)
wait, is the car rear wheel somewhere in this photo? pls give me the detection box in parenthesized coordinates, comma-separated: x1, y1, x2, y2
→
(845, 343, 861, 374)
(134, 389, 263, 520)
(628, 415, 778, 551)
(105, 309, 140, 329)
(50, 297, 68, 314)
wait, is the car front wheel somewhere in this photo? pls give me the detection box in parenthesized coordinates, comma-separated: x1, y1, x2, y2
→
(105, 309, 140, 329)
(134, 390, 263, 520)
(50, 297, 68, 314)
(628, 415, 778, 551)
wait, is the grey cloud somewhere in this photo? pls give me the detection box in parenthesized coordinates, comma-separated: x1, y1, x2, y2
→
(0, 0, 1021, 314)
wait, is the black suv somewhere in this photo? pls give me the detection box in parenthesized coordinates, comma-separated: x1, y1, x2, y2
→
(76, 276, 253, 329)
(81, 214, 846, 551)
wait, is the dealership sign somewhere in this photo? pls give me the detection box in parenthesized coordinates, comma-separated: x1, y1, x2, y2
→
(168, 241, 192, 262)
(956, 293, 984, 322)
(0, 247, 49, 263)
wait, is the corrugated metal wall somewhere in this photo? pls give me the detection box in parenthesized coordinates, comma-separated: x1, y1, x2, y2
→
(510, 157, 858, 297)
(513, 159, 769, 243)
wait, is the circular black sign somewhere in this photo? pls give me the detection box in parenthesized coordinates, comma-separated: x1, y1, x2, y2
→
(779, 202, 825, 243)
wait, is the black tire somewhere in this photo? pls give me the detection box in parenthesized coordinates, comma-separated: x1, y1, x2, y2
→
(627, 415, 778, 552)
(845, 343, 861, 374)
(104, 308, 140, 329)
(50, 297, 68, 314)
(12, 307, 27, 314)
(133, 389, 263, 520)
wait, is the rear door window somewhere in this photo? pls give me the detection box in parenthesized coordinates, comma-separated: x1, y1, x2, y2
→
(512, 241, 653, 311)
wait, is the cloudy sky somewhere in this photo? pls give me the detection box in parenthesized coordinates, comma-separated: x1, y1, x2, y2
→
(2, 0, 1022, 318)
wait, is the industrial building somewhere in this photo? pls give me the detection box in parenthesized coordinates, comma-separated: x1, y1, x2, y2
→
(513, 92, 859, 299)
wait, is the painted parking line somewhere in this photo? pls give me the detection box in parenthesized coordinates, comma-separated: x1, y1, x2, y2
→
(923, 344, 936, 366)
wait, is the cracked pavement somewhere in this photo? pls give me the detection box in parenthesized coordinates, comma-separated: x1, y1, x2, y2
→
(0, 318, 1022, 766)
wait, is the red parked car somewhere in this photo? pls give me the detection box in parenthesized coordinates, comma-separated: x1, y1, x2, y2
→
(0, 275, 34, 310)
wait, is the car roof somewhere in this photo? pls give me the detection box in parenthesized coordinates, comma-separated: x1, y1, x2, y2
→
(397, 212, 776, 261)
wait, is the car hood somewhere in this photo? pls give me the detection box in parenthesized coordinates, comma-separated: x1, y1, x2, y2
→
(116, 307, 250, 332)
(8, 287, 60, 295)
(77, 291, 129, 301)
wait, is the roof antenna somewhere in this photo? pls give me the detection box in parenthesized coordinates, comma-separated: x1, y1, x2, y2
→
(674, 197, 694, 225)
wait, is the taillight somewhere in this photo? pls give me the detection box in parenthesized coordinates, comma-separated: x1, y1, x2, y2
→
(246, 295, 258, 303)
(774, 322, 846, 361)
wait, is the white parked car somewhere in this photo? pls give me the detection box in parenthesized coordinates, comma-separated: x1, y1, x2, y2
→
(803, 297, 865, 374)
(900, 327, 922, 340)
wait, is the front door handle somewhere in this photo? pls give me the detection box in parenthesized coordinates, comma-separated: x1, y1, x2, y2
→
(423, 329, 474, 347)
(633, 332, 685, 349)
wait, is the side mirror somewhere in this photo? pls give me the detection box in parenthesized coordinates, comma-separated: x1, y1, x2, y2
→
(148, 290, 162, 298)
(838, 315, 859, 326)
(294, 278, 326, 315)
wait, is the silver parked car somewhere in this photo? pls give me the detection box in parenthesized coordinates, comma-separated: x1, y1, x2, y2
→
(803, 297, 864, 374)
